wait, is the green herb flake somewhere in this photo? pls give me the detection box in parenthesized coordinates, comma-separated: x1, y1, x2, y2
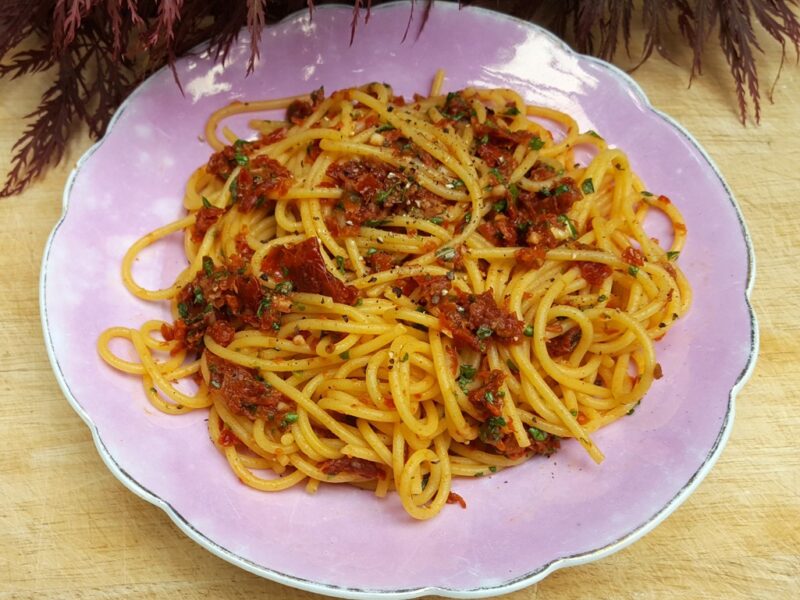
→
(335, 255, 346, 274)
(202, 256, 214, 277)
(641, 191, 654, 197)
(489, 466, 497, 473)
(529, 136, 545, 150)
(505, 106, 521, 116)
(229, 178, 238, 202)
(628, 265, 640, 277)
(581, 178, 595, 194)
(177, 302, 189, 319)
(557, 214, 578, 238)
(493, 199, 507, 213)
(488, 167, 505, 183)
(508, 183, 519, 201)
(448, 178, 465, 189)
(282, 412, 299, 425)
(597, 294, 608, 302)
(401, 353, 409, 362)
(193, 287, 204, 305)
(523, 324, 534, 337)
(436, 246, 457, 262)
(429, 216, 444, 225)
(201, 196, 212, 209)
(475, 325, 493, 340)
(464, 211, 472, 224)
(376, 123, 395, 133)
(586, 130, 602, 139)
(553, 183, 570, 195)
(366, 247, 378, 256)
(506, 359, 519, 373)
(457, 364, 477, 394)
(528, 427, 548, 441)
(235, 153, 249, 167)
(375, 186, 395, 206)
(339, 351, 351, 360)
(256, 296, 272, 318)
(667, 251, 680, 261)
(275, 281, 294, 295)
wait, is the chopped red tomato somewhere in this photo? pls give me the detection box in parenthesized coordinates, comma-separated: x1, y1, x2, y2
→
(319, 458, 385, 480)
(207, 354, 294, 422)
(261, 237, 359, 305)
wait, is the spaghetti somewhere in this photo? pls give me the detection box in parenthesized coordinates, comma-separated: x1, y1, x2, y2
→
(98, 72, 691, 519)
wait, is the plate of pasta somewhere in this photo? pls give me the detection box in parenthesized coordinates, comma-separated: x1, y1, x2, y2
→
(41, 2, 757, 598)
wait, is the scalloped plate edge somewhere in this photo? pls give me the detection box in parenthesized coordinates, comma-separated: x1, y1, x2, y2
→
(39, 3, 759, 598)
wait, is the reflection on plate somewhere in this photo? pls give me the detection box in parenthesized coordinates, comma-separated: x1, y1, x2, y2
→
(41, 3, 757, 598)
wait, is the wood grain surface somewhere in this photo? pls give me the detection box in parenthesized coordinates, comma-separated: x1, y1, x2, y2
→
(1, 18, 798, 600)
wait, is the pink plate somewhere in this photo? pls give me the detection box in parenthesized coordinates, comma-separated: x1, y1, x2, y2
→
(41, 3, 757, 597)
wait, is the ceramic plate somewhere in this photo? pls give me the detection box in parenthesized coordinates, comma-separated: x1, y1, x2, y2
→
(41, 3, 757, 597)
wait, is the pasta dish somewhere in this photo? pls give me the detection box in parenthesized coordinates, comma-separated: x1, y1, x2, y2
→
(98, 71, 691, 519)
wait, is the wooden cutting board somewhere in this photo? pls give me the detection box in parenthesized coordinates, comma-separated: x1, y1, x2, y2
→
(1, 19, 797, 600)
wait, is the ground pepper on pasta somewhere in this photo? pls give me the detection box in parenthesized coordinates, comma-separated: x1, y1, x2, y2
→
(98, 71, 691, 519)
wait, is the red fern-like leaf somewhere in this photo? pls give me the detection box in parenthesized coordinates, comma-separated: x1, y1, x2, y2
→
(3, 0, 800, 198)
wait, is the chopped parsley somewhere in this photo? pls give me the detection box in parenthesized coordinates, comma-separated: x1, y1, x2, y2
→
(508, 183, 519, 201)
(529, 136, 545, 150)
(480, 416, 507, 442)
(436, 246, 457, 262)
(193, 287, 204, 305)
(586, 130, 602, 139)
(641, 191, 654, 197)
(375, 186, 395, 206)
(488, 167, 505, 183)
(505, 106, 521, 116)
(202, 256, 214, 277)
(528, 427, 548, 441)
(628, 265, 640, 277)
(557, 214, 578, 238)
(581, 178, 595, 194)
(447, 178, 465, 189)
(364, 218, 390, 227)
(282, 412, 299, 425)
(553, 183, 570, 195)
(429, 216, 444, 225)
(177, 302, 189, 319)
(376, 123, 395, 132)
(523, 324, 534, 337)
(335, 255, 346, 274)
(339, 351, 351, 360)
(493, 199, 507, 213)
(274, 281, 294, 294)
(667, 251, 680, 261)
(597, 294, 608, 302)
(256, 296, 272, 318)
(401, 353, 409, 362)
(475, 325, 493, 340)
(457, 364, 477, 394)
(506, 359, 519, 373)
(201, 196, 212, 208)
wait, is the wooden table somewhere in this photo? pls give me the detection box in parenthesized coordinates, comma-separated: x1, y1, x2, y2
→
(1, 21, 798, 600)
